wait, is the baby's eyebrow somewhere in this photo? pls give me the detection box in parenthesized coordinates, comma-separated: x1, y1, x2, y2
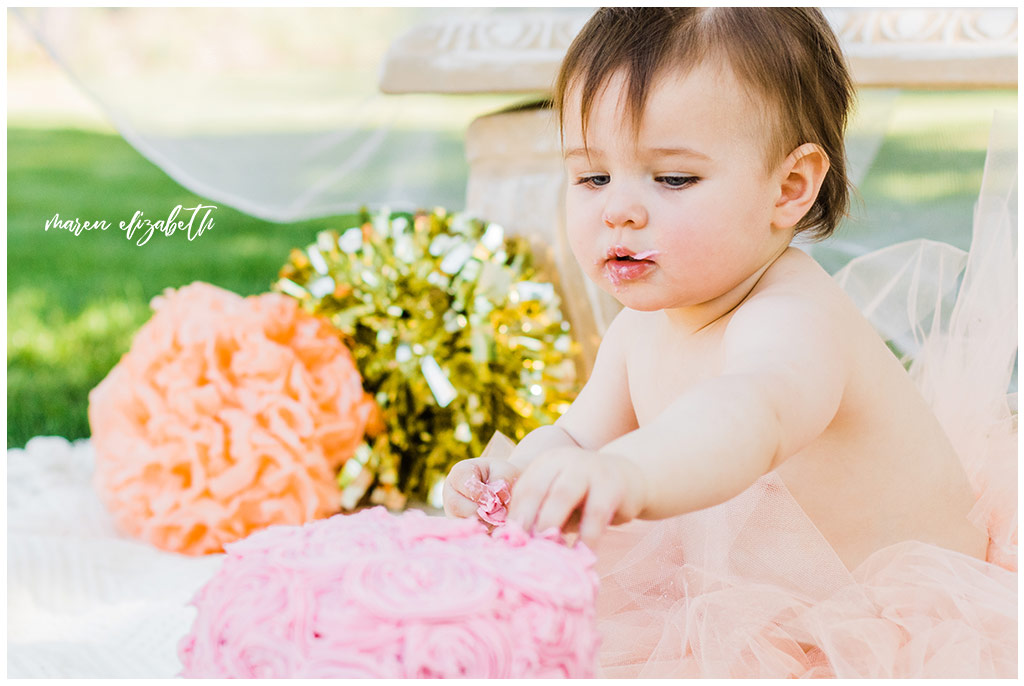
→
(647, 147, 711, 161)
(563, 147, 595, 160)
(562, 146, 710, 161)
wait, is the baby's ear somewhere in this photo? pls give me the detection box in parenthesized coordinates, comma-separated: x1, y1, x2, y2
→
(772, 143, 830, 231)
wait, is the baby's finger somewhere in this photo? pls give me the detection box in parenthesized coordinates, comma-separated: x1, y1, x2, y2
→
(447, 459, 487, 497)
(443, 478, 482, 519)
(460, 474, 489, 502)
(508, 465, 556, 533)
(578, 482, 620, 548)
(533, 473, 587, 535)
(485, 460, 521, 490)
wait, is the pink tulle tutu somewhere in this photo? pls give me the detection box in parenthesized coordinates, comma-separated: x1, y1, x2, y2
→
(594, 473, 1015, 678)
(592, 121, 1017, 678)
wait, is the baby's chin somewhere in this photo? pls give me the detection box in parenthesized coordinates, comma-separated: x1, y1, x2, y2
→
(591, 277, 678, 312)
(612, 295, 666, 312)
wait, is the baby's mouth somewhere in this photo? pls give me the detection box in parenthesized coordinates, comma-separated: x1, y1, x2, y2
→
(605, 246, 660, 263)
(603, 247, 660, 286)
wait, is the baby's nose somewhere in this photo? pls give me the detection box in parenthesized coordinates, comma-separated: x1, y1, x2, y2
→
(602, 197, 648, 229)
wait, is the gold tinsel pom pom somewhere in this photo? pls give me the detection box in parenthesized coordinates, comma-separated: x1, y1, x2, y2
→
(275, 208, 579, 511)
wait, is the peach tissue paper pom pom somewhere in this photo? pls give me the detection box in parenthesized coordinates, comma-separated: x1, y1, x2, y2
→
(178, 508, 601, 678)
(88, 282, 374, 555)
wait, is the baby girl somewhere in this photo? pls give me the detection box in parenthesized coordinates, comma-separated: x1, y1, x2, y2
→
(445, 7, 984, 571)
(444, 8, 1014, 678)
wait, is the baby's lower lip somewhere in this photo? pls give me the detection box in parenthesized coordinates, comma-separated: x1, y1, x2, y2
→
(605, 258, 656, 285)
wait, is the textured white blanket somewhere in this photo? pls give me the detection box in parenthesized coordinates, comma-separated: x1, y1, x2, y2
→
(8, 437, 223, 678)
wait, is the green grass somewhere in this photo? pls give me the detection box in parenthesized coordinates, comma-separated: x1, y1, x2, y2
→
(7, 127, 361, 447)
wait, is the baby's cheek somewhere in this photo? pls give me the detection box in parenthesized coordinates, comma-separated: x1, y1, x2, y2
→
(663, 227, 716, 268)
(665, 231, 741, 296)
(564, 223, 600, 274)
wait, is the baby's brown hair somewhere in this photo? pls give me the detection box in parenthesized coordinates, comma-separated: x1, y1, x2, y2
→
(555, 8, 854, 240)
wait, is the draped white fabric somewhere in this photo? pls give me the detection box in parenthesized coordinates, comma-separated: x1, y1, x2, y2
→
(12, 7, 561, 222)
(13, 7, 900, 225)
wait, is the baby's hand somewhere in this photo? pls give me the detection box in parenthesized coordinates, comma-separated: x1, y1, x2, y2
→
(508, 447, 646, 548)
(443, 457, 521, 521)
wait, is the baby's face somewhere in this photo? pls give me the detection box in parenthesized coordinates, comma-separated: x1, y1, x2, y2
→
(562, 63, 790, 314)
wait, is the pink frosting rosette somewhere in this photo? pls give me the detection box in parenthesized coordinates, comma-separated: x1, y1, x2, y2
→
(470, 477, 511, 526)
(88, 282, 374, 555)
(179, 507, 601, 678)
(402, 620, 518, 678)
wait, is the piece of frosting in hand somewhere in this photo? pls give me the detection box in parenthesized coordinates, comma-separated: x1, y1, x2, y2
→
(469, 478, 511, 526)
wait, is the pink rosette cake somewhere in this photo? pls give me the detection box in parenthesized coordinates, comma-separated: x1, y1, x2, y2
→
(88, 282, 374, 555)
(179, 507, 600, 678)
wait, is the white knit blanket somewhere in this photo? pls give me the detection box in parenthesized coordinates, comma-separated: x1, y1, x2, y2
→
(7, 437, 224, 678)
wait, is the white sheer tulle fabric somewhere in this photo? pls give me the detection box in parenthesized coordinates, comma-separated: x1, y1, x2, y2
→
(11, 7, 556, 222)
(13, 7, 894, 229)
(592, 115, 1017, 678)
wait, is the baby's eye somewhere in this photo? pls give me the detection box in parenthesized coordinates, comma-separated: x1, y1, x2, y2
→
(655, 175, 698, 188)
(575, 174, 610, 188)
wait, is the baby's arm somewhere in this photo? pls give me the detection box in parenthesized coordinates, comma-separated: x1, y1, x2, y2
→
(603, 296, 850, 520)
(508, 310, 640, 470)
(446, 310, 638, 520)
(504, 311, 650, 542)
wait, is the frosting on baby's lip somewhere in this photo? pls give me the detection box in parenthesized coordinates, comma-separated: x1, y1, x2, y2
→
(605, 245, 661, 261)
(631, 250, 660, 261)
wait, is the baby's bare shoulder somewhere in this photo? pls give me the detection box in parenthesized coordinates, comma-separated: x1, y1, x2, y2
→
(744, 249, 859, 321)
(728, 250, 862, 360)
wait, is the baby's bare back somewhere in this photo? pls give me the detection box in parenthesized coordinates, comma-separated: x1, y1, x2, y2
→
(625, 248, 987, 570)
